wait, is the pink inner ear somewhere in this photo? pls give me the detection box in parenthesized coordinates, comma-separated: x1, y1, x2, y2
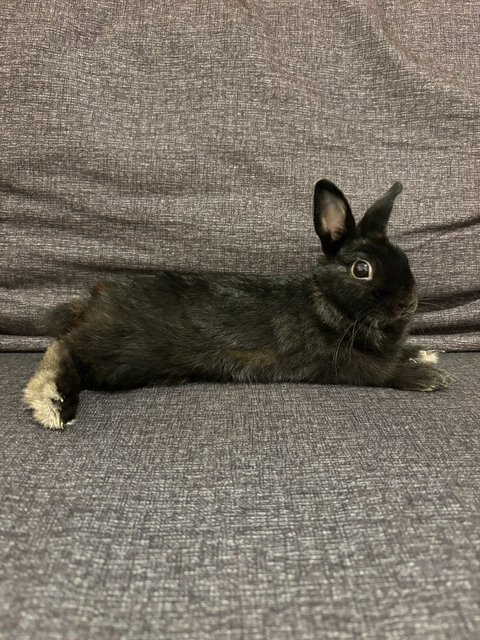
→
(321, 200, 346, 241)
(329, 224, 344, 241)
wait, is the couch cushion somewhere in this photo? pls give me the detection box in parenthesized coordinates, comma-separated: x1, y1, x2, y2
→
(1, 352, 479, 639)
(0, 1, 479, 351)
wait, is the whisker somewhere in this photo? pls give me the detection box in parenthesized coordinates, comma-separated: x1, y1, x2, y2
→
(343, 312, 371, 364)
(348, 316, 370, 359)
(332, 309, 372, 372)
(417, 301, 444, 310)
(332, 322, 353, 373)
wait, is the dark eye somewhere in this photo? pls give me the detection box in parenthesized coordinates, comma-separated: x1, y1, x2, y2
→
(351, 259, 373, 280)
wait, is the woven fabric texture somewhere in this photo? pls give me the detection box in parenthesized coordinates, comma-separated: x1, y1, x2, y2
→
(0, 1, 479, 351)
(1, 352, 479, 639)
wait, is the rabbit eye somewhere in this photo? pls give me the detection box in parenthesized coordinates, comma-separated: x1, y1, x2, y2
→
(351, 259, 373, 280)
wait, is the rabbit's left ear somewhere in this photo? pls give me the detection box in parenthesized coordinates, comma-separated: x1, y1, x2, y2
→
(313, 180, 356, 257)
(358, 182, 403, 238)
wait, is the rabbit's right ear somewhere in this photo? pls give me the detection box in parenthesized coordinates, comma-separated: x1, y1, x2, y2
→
(313, 180, 356, 257)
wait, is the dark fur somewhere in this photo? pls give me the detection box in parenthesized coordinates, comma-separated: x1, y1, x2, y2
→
(38, 180, 451, 425)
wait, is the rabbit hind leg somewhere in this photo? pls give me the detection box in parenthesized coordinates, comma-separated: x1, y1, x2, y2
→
(24, 340, 80, 429)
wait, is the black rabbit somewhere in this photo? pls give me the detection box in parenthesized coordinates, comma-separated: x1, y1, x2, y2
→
(24, 180, 450, 429)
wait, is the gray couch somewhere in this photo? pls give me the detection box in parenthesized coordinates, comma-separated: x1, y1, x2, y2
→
(1, 2, 479, 638)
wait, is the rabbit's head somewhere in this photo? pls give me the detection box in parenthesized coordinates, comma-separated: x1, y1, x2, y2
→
(313, 180, 417, 326)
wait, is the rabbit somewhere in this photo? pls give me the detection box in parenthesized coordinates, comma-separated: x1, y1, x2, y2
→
(24, 180, 450, 429)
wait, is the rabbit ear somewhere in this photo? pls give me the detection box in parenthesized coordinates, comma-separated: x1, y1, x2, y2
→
(313, 180, 356, 257)
(358, 182, 403, 238)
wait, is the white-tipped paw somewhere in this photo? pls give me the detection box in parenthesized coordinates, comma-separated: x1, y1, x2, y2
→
(23, 373, 65, 430)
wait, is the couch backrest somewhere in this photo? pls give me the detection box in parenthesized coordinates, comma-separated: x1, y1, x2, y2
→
(1, 1, 478, 351)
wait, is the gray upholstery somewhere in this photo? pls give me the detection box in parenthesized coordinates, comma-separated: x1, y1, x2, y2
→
(1, 352, 479, 639)
(1, 1, 479, 351)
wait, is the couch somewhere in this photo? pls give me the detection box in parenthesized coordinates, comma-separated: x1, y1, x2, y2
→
(1, 2, 479, 638)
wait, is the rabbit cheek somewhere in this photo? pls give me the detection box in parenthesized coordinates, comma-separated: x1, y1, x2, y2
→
(337, 283, 374, 319)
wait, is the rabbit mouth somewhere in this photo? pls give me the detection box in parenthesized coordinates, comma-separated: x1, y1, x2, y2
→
(374, 290, 418, 322)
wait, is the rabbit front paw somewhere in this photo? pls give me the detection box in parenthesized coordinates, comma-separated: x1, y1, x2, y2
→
(389, 360, 451, 392)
